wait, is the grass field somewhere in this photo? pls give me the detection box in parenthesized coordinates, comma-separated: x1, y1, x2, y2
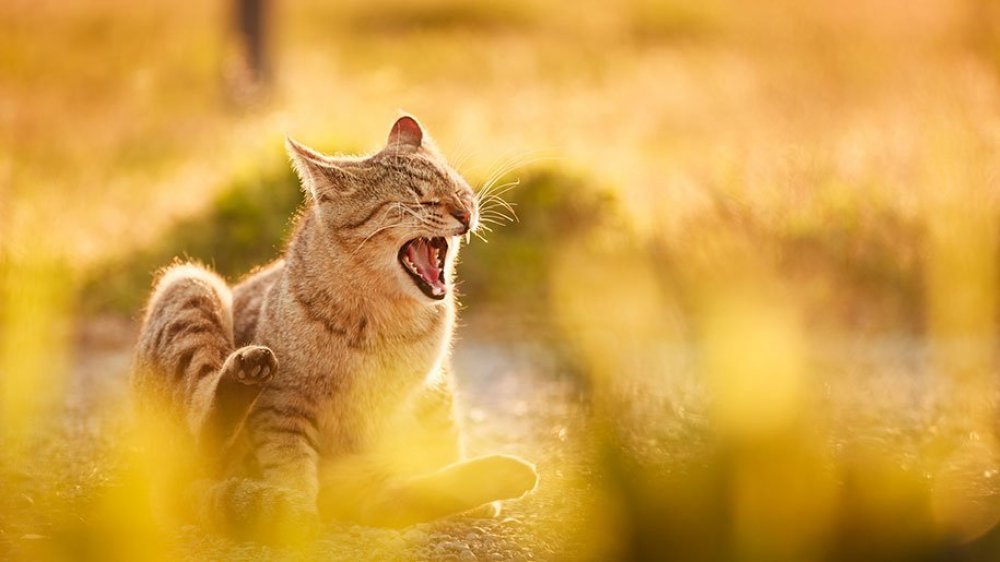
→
(4, 0, 1000, 560)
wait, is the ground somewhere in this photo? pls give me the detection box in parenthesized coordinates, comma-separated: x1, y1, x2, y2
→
(5, 312, 1000, 561)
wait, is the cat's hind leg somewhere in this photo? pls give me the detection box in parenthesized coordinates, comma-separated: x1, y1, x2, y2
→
(206, 344, 277, 457)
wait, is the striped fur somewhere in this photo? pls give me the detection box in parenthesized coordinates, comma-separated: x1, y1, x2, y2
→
(132, 265, 275, 462)
(131, 116, 537, 541)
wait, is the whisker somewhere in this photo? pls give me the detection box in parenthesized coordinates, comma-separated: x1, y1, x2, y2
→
(351, 223, 408, 256)
(481, 210, 516, 222)
(470, 151, 563, 244)
(481, 199, 518, 208)
(480, 196, 518, 218)
(350, 203, 428, 256)
(480, 205, 515, 218)
(451, 140, 477, 173)
(478, 215, 512, 226)
(477, 150, 519, 192)
(477, 154, 558, 198)
(484, 179, 521, 195)
(478, 172, 518, 201)
(481, 177, 521, 192)
(392, 201, 426, 223)
(480, 200, 519, 222)
(477, 157, 529, 199)
(477, 180, 521, 204)
(477, 180, 520, 222)
(479, 218, 510, 228)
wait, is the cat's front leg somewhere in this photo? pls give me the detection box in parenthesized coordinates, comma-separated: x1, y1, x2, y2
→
(395, 371, 464, 472)
(357, 454, 538, 528)
(243, 398, 323, 538)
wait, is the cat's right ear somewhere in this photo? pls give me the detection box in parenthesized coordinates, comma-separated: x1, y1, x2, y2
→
(285, 137, 353, 201)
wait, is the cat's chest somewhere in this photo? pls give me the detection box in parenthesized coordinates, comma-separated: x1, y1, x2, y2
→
(279, 321, 445, 387)
(260, 293, 452, 450)
(343, 331, 446, 402)
(311, 333, 447, 453)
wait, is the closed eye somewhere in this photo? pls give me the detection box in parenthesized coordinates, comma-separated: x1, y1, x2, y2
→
(420, 201, 440, 207)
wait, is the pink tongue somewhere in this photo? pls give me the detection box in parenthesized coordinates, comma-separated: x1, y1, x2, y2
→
(407, 241, 443, 286)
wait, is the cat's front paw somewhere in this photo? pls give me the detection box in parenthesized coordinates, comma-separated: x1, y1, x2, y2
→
(263, 487, 320, 544)
(225, 345, 277, 385)
(476, 454, 539, 500)
(463, 500, 502, 519)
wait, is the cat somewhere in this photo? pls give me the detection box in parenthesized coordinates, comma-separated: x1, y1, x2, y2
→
(131, 115, 537, 541)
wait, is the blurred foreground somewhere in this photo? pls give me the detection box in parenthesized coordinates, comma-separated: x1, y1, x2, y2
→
(5, 0, 1000, 560)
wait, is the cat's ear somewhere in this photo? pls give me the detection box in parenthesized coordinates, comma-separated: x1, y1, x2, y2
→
(285, 137, 353, 200)
(385, 115, 424, 152)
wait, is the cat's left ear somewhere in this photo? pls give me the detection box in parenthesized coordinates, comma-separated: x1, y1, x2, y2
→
(385, 115, 424, 153)
(285, 137, 354, 201)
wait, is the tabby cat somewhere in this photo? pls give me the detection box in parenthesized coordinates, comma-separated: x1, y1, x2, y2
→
(131, 116, 537, 541)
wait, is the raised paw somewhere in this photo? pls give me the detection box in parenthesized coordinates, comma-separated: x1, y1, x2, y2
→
(202, 346, 277, 456)
(225, 345, 278, 385)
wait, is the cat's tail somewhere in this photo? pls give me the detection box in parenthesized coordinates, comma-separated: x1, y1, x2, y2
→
(132, 264, 236, 435)
(319, 454, 539, 528)
(132, 263, 273, 459)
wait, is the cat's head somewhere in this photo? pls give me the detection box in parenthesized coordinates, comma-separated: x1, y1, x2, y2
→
(286, 115, 478, 303)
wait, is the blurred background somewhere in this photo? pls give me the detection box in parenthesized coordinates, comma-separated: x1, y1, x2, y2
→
(4, 0, 1000, 559)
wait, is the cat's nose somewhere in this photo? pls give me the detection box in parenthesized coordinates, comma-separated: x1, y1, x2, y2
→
(450, 208, 471, 232)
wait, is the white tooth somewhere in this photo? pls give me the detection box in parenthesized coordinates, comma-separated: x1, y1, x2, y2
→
(465, 231, 471, 244)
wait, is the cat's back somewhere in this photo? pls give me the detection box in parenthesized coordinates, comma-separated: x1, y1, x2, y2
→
(233, 260, 284, 346)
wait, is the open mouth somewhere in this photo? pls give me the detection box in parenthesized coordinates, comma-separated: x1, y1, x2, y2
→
(398, 237, 449, 300)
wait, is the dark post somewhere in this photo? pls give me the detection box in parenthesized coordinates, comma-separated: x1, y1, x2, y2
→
(229, 0, 270, 100)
